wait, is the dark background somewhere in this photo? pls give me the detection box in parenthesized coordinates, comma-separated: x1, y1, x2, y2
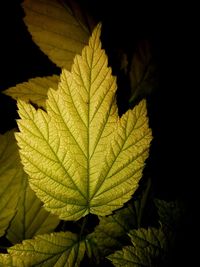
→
(0, 0, 195, 265)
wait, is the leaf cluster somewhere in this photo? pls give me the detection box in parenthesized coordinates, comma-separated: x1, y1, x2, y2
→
(0, 1, 181, 266)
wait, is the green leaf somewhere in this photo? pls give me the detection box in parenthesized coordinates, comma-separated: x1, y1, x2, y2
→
(108, 227, 167, 267)
(0, 254, 23, 267)
(90, 180, 153, 258)
(16, 24, 152, 221)
(129, 40, 158, 105)
(3, 75, 59, 109)
(88, 204, 138, 257)
(8, 232, 85, 267)
(22, 0, 92, 68)
(0, 130, 23, 237)
(108, 245, 148, 267)
(6, 174, 60, 244)
(128, 227, 167, 251)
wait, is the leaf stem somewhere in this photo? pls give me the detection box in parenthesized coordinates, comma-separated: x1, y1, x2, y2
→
(79, 215, 88, 240)
(72, 216, 88, 266)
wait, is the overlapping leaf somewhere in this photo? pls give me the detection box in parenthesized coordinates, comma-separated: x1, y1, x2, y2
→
(88, 204, 138, 257)
(8, 232, 85, 267)
(16, 24, 152, 221)
(0, 130, 23, 237)
(128, 227, 167, 252)
(107, 227, 167, 267)
(3, 75, 59, 109)
(108, 244, 149, 267)
(88, 183, 155, 261)
(6, 175, 60, 244)
(22, 0, 92, 68)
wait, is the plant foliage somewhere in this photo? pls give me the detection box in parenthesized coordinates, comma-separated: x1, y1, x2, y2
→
(0, 1, 182, 266)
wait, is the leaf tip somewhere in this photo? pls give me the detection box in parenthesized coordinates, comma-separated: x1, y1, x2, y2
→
(89, 22, 102, 50)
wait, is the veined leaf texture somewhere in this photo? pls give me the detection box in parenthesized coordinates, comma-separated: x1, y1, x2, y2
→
(16, 24, 152, 221)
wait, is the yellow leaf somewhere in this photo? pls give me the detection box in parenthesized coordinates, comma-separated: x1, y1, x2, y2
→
(6, 174, 60, 244)
(3, 75, 59, 109)
(0, 130, 23, 237)
(16, 24, 152, 221)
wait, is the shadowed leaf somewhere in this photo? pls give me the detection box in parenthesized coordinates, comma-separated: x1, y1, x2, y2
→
(6, 174, 60, 244)
(108, 227, 168, 267)
(22, 0, 94, 68)
(129, 40, 158, 105)
(0, 130, 23, 237)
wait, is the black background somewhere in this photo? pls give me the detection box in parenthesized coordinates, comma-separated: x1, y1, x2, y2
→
(0, 0, 196, 265)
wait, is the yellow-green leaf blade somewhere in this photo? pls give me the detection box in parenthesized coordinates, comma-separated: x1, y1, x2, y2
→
(0, 130, 23, 237)
(6, 174, 60, 244)
(8, 232, 85, 267)
(3, 75, 59, 109)
(22, 0, 91, 68)
(90, 100, 152, 215)
(16, 99, 89, 220)
(16, 24, 152, 221)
